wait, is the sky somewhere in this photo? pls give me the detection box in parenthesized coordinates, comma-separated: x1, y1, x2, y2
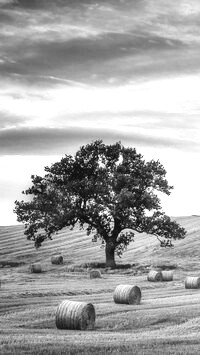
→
(0, 0, 200, 225)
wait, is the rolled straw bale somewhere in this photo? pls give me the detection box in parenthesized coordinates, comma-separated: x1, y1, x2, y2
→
(147, 270, 162, 282)
(55, 300, 95, 330)
(51, 255, 63, 265)
(30, 263, 42, 273)
(161, 270, 173, 281)
(185, 276, 200, 289)
(113, 284, 141, 305)
(89, 269, 102, 279)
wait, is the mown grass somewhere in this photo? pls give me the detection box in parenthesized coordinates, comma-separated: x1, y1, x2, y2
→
(1, 216, 200, 354)
(1, 267, 200, 354)
(1, 329, 200, 355)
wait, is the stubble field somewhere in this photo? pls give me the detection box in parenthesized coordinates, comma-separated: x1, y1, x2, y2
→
(1, 215, 200, 354)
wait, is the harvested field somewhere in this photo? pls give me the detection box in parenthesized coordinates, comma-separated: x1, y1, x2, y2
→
(1, 216, 200, 354)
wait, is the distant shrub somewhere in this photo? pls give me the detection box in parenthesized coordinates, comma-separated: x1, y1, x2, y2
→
(81, 262, 132, 270)
(0, 260, 25, 268)
(153, 263, 178, 270)
(81, 262, 106, 269)
(66, 265, 85, 273)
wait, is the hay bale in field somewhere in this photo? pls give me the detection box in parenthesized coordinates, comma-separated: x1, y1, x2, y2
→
(89, 269, 102, 279)
(185, 276, 200, 289)
(147, 270, 162, 282)
(30, 263, 42, 273)
(161, 270, 173, 281)
(113, 284, 141, 305)
(55, 300, 95, 330)
(51, 255, 63, 265)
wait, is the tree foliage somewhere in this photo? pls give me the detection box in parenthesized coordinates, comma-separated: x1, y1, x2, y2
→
(14, 140, 186, 267)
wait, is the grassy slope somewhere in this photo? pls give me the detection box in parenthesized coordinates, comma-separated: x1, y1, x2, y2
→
(1, 215, 200, 268)
(1, 216, 200, 355)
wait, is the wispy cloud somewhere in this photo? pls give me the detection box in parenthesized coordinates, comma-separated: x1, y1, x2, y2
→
(1, 0, 200, 86)
(0, 126, 199, 156)
(0, 111, 28, 128)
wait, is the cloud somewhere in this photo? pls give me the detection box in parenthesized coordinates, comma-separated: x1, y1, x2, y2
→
(0, 126, 199, 156)
(0, 30, 188, 87)
(12, 0, 53, 9)
(1, 0, 200, 87)
(0, 10, 13, 22)
(1, 0, 200, 225)
(10, 0, 143, 11)
(1, 0, 57, 9)
(48, 110, 200, 132)
(0, 111, 28, 128)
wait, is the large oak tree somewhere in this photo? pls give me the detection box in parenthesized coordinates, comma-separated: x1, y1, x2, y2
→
(14, 140, 186, 267)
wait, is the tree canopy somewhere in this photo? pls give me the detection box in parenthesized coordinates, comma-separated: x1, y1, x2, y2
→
(14, 140, 186, 267)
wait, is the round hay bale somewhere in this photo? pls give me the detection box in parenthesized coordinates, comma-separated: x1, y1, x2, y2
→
(55, 300, 95, 330)
(185, 276, 200, 289)
(89, 269, 102, 279)
(30, 263, 42, 273)
(113, 284, 141, 305)
(51, 255, 63, 265)
(147, 270, 162, 282)
(161, 270, 173, 281)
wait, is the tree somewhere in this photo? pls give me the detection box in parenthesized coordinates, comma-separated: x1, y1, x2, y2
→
(14, 140, 186, 268)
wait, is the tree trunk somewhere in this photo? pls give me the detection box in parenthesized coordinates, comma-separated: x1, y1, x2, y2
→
(105, 241, 116, 268)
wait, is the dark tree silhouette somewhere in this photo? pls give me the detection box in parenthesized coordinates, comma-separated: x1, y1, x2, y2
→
(14, 140, 186, 268)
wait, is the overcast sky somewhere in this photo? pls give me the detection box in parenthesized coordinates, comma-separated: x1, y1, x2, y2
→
(1, 0, 200, 225)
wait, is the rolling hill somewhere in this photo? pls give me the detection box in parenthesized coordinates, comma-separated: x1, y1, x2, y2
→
(1, 216, 200, 355)
(1, 215, 200, 269)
